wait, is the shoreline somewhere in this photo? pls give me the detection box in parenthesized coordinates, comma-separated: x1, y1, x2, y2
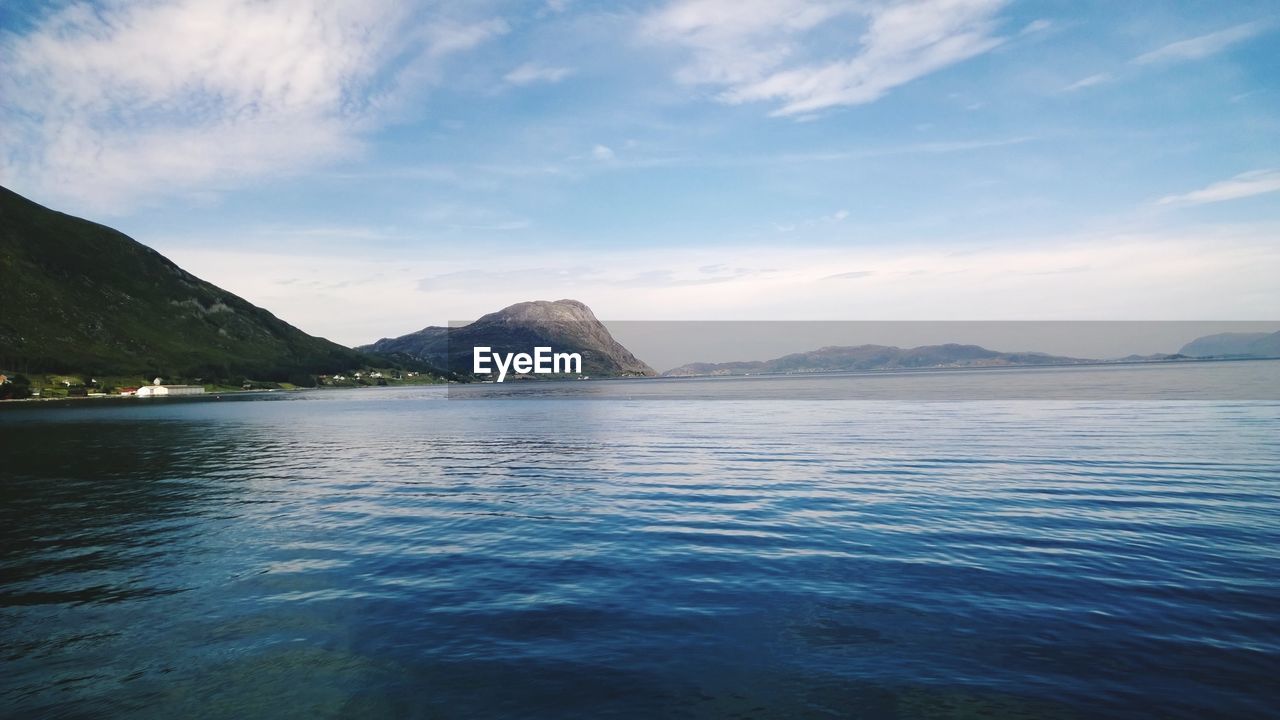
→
(6, 355, 1275, 405)
(0, 386, 303, 405)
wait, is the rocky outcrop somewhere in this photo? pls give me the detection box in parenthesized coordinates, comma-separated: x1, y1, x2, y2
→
(361, 299, 656, 377)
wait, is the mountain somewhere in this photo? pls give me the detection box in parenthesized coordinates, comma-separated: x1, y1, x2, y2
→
(1179, 332, 1280, 358)
(663, 343, 1090, 377)
(0, 185, 371, 380)
(361, 299, 656, 377)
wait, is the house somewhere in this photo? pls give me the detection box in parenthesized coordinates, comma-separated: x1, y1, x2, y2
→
(136, 384, 205, 397)
(136, 378, 205, 397)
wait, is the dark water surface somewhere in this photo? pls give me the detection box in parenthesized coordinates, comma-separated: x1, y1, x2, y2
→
(2, 366, 1279, 718)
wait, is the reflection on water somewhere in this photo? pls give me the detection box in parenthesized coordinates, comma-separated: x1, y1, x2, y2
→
(2, 370, 1279, 718)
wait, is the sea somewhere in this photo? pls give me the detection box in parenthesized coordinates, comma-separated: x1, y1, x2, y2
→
(2, 361, 1278, 719)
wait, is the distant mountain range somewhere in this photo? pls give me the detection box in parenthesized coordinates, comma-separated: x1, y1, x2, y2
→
(662, 344, 1115, 377)
(1179, 332, 1280, 358)
(361, 299, 656, 378)
(0, 185, 373, 380)
(662, 329, 1280, 378)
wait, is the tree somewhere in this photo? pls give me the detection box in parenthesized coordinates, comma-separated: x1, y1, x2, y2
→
(287, 373, 318, 388)
(0, 374, 32, 400)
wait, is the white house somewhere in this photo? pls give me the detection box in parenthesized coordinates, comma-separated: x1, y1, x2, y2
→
(136, 377, 205, 397)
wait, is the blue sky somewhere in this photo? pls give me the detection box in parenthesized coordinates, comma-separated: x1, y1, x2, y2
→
(2, 0, 1278, 345)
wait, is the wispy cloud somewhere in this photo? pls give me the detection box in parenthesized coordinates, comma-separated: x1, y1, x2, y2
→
(418, 267, 597, 292)
(1157, 170, 1280, 207)
(1133, 21, 1268, 65)
(1020, 19, 1051, 35)
(589, 136, 1033, 172)
(643, 0, 1009, 117)
(1063, 20, 1270, 94)
(504, 62, 574, 86)
(1063, 72, 1112, 92)
(823, 270, 875, 280)
(614, 266, 773, 288)
(0, 1, 506, 211)
(775, 208, 849, 233)
(415, 202, 533, 233)
(417, 263, 771, 293)
(447, 220, 532, 231)
(246, 224, 412, 243)
(592, 144, 616, 161)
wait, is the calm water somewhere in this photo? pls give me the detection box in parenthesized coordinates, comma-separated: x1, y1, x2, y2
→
(2, 364, 1279, 719)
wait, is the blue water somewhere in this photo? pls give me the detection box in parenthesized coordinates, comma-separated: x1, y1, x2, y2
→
(2, 366, 1279, 718)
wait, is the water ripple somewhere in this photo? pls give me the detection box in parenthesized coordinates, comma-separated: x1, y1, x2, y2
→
(1, 383, 1278, 718)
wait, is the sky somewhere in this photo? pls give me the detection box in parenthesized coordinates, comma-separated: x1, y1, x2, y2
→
(1, 0, 1278, 349)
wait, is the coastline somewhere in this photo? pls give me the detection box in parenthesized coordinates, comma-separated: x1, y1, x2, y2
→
(0, 385, 333, 406)
(5, 355, 1276, 405)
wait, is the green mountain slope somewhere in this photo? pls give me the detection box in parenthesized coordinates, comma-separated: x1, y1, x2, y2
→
(0, 185, 369, 379)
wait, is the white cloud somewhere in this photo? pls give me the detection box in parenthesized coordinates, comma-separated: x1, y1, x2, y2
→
(504, 62, 574, 86)
(643, 0, 1009, 116)
(592, 144, 616, 161)
(1133, 21, 1268, 65)
(1157, 170, 1280, 207)
(0, 0, 506, 211)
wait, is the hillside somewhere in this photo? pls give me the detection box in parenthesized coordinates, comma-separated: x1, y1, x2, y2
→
(1179, 331, 1280, 358)
(0, 185, 371, 380)
(663, 343, 1089, 377)
(361, 300, 656, 377)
